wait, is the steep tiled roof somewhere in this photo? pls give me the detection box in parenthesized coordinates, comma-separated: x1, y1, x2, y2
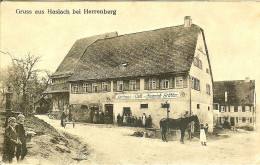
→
(68, 24, 202, 81)
(43, 83, 70, 94)
(213, 80, 255, 105)
(51, 32, 118, 78)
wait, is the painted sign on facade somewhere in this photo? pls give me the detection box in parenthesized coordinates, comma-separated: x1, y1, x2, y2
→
(115, 92, 180, 100)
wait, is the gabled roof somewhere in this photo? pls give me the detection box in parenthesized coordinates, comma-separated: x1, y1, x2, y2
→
(213, 80, 255, 105)
(43, 83, 70, 94)
(68, 24, 202, 81)
(51, 32, 118, 78)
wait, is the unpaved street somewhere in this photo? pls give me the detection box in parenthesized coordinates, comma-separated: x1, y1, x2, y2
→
(37, 115, 260, 164)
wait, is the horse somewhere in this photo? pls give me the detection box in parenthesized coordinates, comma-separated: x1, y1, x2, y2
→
(159, 115, 199, 143)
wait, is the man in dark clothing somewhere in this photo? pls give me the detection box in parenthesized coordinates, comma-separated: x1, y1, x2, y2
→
(15, 114, 27, 161)
(60, 111, 67, 127)
(145, 115, 152, 128)
(116, 113, 121, 126)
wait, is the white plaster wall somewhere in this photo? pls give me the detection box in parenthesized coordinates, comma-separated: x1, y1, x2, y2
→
(189, 31, 214, 132)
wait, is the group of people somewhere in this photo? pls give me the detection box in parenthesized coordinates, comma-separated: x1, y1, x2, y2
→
(3, 114, 27, 163)
(117, 113, 153, 128)
(187, 121, 209, 146)
(92, 110, 105, 124)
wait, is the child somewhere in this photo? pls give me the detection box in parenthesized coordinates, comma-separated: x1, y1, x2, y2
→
(200, 124, 207, 146)
(3, 117, 21, 163)
(15, 114, 28, 161)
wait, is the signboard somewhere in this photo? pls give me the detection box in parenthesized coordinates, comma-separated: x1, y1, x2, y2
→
(115, 92, 180, 100)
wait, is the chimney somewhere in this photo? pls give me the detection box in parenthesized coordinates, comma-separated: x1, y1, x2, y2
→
(184, 16, 192, 28)
(245, 77, 250, 83)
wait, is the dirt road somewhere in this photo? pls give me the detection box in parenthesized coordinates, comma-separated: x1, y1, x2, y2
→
(37, 115, 260, 164)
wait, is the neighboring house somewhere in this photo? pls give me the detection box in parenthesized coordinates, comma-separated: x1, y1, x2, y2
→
(43, 32, 118, 111)
(33, 95, 52, 114)
(67, 16, 214, 131)
(213, 78, 256, 128)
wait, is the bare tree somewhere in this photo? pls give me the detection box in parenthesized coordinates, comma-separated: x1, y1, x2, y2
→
(1, 51, 42, 114)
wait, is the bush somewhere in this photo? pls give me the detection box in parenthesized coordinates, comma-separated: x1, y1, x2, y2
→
(239, 126, 254, 131)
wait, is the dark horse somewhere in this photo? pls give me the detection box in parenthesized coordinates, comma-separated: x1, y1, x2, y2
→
(160, 115, 199, 143)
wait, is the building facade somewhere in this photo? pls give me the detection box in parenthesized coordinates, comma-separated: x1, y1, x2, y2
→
(213, 78, 256, 128)
(67, 16, 214, 131)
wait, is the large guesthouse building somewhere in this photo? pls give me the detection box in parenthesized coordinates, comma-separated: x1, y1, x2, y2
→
(64, 16, 214, 131)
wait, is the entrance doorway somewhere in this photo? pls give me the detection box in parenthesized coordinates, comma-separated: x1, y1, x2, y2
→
(105, 104, 114, 124)
(123, 107, 131, 116)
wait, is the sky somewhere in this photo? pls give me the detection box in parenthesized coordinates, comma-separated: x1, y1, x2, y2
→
(1, 2, 260, 102)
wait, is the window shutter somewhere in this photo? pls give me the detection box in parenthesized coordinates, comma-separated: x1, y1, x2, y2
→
(113, 81, 117, 91)
(183, 76, 187, 88)
(156, 79, 160, 89)
(97, 82, 102, 92)
(144, 79, 149, 90)
(136, 79, 140, 90)
(172, 77, 175, 89)
(107, 82, 111, 92)
(124, 80, 129, 91)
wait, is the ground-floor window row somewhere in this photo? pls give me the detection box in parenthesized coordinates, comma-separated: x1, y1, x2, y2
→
(71, 76, 211, 94)
(214, 104, 254, 113)
(219, 117, 253, 124)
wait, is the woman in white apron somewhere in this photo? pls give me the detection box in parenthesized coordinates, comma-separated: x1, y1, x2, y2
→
(200, 124, 207, 146)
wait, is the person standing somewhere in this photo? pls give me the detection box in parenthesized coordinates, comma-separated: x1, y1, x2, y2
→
(15, 114, 27, 161)
(200, 124, 207, 146)
(117, 113, 121, 126)
(60, 110, 67, 127)
(123, 114, 127, 126)
(142, 113, 147, 127)
(3, 117, 21, 163)
(204, 123, 209, 138)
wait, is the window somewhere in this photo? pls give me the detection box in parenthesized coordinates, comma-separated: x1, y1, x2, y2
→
(246, 117, 250, 123)
(221, 106, 225, 113)
(238, 106, 242, 112)
(193, 57, 202, 69)
(208, 106, 210, 111)
(117, 81, 123, 91)
(92, 83, 98, 93)
(102, 82, 108, 92)
(83, 83, 88, 93)
(213, 103, 219, 110)
(191, 77, 200, 91)
(72, 84, 79, 93)
(206, 68, 209, 74)
(197, 104, 200, 109)
(161, 79, 169, 89)
(129, 80, 136, 91)
(234, 106, 238, 112)
(206, 84, 211, 95)
(239, 117, 242, 123)
(140, 104, 148, 109)
(230, 106, 234, 112)
(242, 106, 245, 112)
(242, 117, 246, 123)
(226, 106, 229, 112)
(245, 106, 250, 112)
(250, 117, 253, 123)
(149, 79, 156, 90)
(175, 76, 183, 88)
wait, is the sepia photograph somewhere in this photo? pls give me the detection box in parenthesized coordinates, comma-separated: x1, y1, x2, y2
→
(0, 2, 260, 164)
